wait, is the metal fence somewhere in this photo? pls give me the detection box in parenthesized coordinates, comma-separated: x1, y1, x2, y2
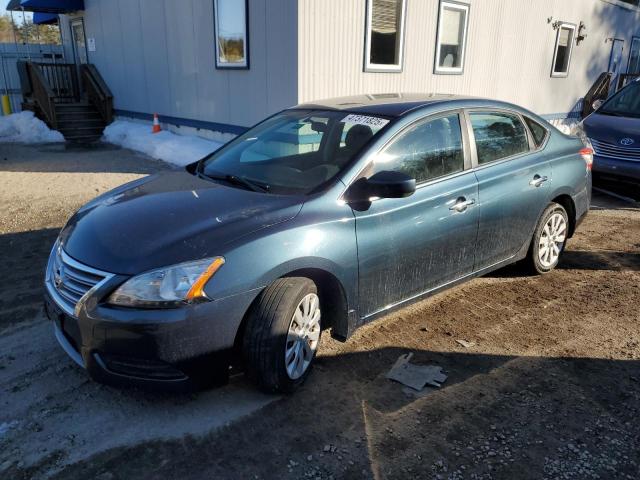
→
(0, 43, 65, 114)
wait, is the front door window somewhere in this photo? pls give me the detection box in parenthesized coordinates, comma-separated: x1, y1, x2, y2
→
(608, 39, 624, 75)
(628, 37, 640, 73)
(71, 19, 88, 65)
(369, 113, 465, 183)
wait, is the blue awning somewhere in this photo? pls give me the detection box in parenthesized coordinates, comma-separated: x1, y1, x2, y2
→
(6, 0, 84, 13)
(5, 0, 22, 10)
(33, 12, 58, 24)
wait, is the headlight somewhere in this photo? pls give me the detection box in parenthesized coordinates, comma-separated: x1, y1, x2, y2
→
(107, 257, 225, 308)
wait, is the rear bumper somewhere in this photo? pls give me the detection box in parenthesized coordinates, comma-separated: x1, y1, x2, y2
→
(592, 155, 640, 182)
(44, 285, 261, 390)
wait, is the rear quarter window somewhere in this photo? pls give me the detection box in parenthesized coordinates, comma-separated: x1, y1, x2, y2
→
(523, 116, 548, 148)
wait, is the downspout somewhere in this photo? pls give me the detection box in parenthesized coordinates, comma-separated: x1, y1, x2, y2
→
(9, 11, 20, 57)
(21, 7, 32, 62)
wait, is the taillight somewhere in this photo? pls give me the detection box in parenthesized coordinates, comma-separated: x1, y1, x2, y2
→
(579, 147, 593, 170)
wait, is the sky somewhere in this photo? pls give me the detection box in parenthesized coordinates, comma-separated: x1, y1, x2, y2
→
(217, 0, 245, 37)
(1, 4, 34, 21)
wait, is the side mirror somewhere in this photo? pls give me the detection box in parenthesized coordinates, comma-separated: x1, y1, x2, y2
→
(345, 170, 416, 203)
(592, 99, 604, 111)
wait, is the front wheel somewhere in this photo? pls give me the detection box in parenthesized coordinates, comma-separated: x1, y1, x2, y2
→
(243, 277, 321, 393)
(526, 202, 569, 274)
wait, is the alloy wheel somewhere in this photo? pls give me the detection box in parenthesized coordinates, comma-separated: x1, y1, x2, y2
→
(285, 293, 321, 380)
(538, 212, 567, 268)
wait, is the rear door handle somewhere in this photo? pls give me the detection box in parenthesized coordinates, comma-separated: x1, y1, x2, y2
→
(449, 197, 475, 212)
(529, 175, 548, 187)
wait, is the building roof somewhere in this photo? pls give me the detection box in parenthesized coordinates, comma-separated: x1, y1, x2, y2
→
(296, 93, 478, 117)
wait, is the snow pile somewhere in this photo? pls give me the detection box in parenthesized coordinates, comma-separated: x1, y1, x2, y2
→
(548, 118, 580, 136)
(0, 111, 64, 143)
(103, 120, 223, 166)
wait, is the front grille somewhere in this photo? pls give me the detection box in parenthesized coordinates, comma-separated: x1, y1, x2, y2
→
(592, 139, 640, 162)
(46, 243, 112, 316)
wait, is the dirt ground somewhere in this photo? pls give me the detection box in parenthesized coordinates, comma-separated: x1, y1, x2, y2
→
(1, 142, 639, 480)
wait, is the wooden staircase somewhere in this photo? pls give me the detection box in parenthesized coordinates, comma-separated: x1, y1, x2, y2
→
(55, 102, 106, 142)
(20, 62, 113, 143)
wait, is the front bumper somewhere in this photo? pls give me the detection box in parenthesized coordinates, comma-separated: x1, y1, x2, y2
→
(44, 280, 261, 390)
(592, 155, 640, 182)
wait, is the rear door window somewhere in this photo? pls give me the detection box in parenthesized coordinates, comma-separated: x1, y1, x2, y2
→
(469, 112, 530, 165)
(370, 113, 465, 183)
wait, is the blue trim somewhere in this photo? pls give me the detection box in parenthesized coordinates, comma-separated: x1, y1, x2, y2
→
(114, 110, 248, 136)
(541, 111, 582, 121)
(18, 0, 84, 13)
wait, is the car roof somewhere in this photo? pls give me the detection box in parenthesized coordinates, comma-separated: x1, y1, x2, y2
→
(295, 93, 481, 117)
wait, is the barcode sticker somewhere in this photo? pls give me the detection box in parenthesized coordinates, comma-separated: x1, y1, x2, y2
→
(341, 114, 390, 128)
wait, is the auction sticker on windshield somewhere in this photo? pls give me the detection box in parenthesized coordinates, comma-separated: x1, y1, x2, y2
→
(342, 114, 390, 128)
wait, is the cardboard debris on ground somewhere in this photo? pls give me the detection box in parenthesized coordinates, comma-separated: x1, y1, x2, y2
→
(456, 339, 476, 348)
(386, 353, 448, 391)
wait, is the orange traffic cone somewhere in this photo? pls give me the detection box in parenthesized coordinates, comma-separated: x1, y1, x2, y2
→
(152, 113, 161, 134)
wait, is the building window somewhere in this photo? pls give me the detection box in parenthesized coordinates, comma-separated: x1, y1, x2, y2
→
(434, 1, 470, 74)
(364, 0, 407, 72)
(214, 0, 249, 69)
(551, 23, 575, 77)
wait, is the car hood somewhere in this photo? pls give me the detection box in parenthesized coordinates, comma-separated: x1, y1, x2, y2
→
(583, 113, 640, 145)
(60, 171, 304, 275)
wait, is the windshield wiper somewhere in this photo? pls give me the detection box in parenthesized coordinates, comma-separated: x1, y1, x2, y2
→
(199, 171, 269, 193)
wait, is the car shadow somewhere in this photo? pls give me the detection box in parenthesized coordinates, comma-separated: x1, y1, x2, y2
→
(16, 346, 639, 480)
(483, 248, 640, 278)
(558, 249, 640, 271)
(481, 262, 529, 278)
(0, 228, 60, 332)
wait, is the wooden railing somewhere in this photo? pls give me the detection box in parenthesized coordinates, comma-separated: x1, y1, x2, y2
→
(582, 72, 612, 118)
(616, 73, 640, 92)
(32, 63, 80, 102)
(21, 62, 113, 130)
(81, 64, 113, 124)
(26, 63, 58, 129)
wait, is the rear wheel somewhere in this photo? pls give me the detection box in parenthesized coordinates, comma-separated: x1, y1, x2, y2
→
(243, 277, 321, 393)
(526, 202, 569, 274)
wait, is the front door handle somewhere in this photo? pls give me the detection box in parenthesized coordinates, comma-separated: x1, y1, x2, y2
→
(529, 175, 549, 187)
(449, 197, 475, 212)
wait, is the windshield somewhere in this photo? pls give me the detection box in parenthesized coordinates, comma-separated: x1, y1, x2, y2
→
(599, 81, 640, 118)
(199, 109, 390, 195)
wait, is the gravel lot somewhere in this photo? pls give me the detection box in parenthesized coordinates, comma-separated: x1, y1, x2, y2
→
(1, 142, 639, 480)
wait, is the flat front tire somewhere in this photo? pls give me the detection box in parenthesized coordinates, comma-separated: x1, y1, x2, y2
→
(243, 277, 321, 393)
(526, 202, 569, 274)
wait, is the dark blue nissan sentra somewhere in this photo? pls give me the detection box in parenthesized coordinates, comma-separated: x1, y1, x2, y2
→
(45, 94, 592, 392)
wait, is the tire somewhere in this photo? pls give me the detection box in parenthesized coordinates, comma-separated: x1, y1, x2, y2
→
(526, 202, 569, 274)
(243, 277, 322, 393)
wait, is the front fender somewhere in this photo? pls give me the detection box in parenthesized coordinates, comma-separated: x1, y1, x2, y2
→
(203, 200, 358, 317)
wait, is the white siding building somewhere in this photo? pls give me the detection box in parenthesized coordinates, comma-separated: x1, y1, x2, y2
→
(49, 0, 640, 137)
